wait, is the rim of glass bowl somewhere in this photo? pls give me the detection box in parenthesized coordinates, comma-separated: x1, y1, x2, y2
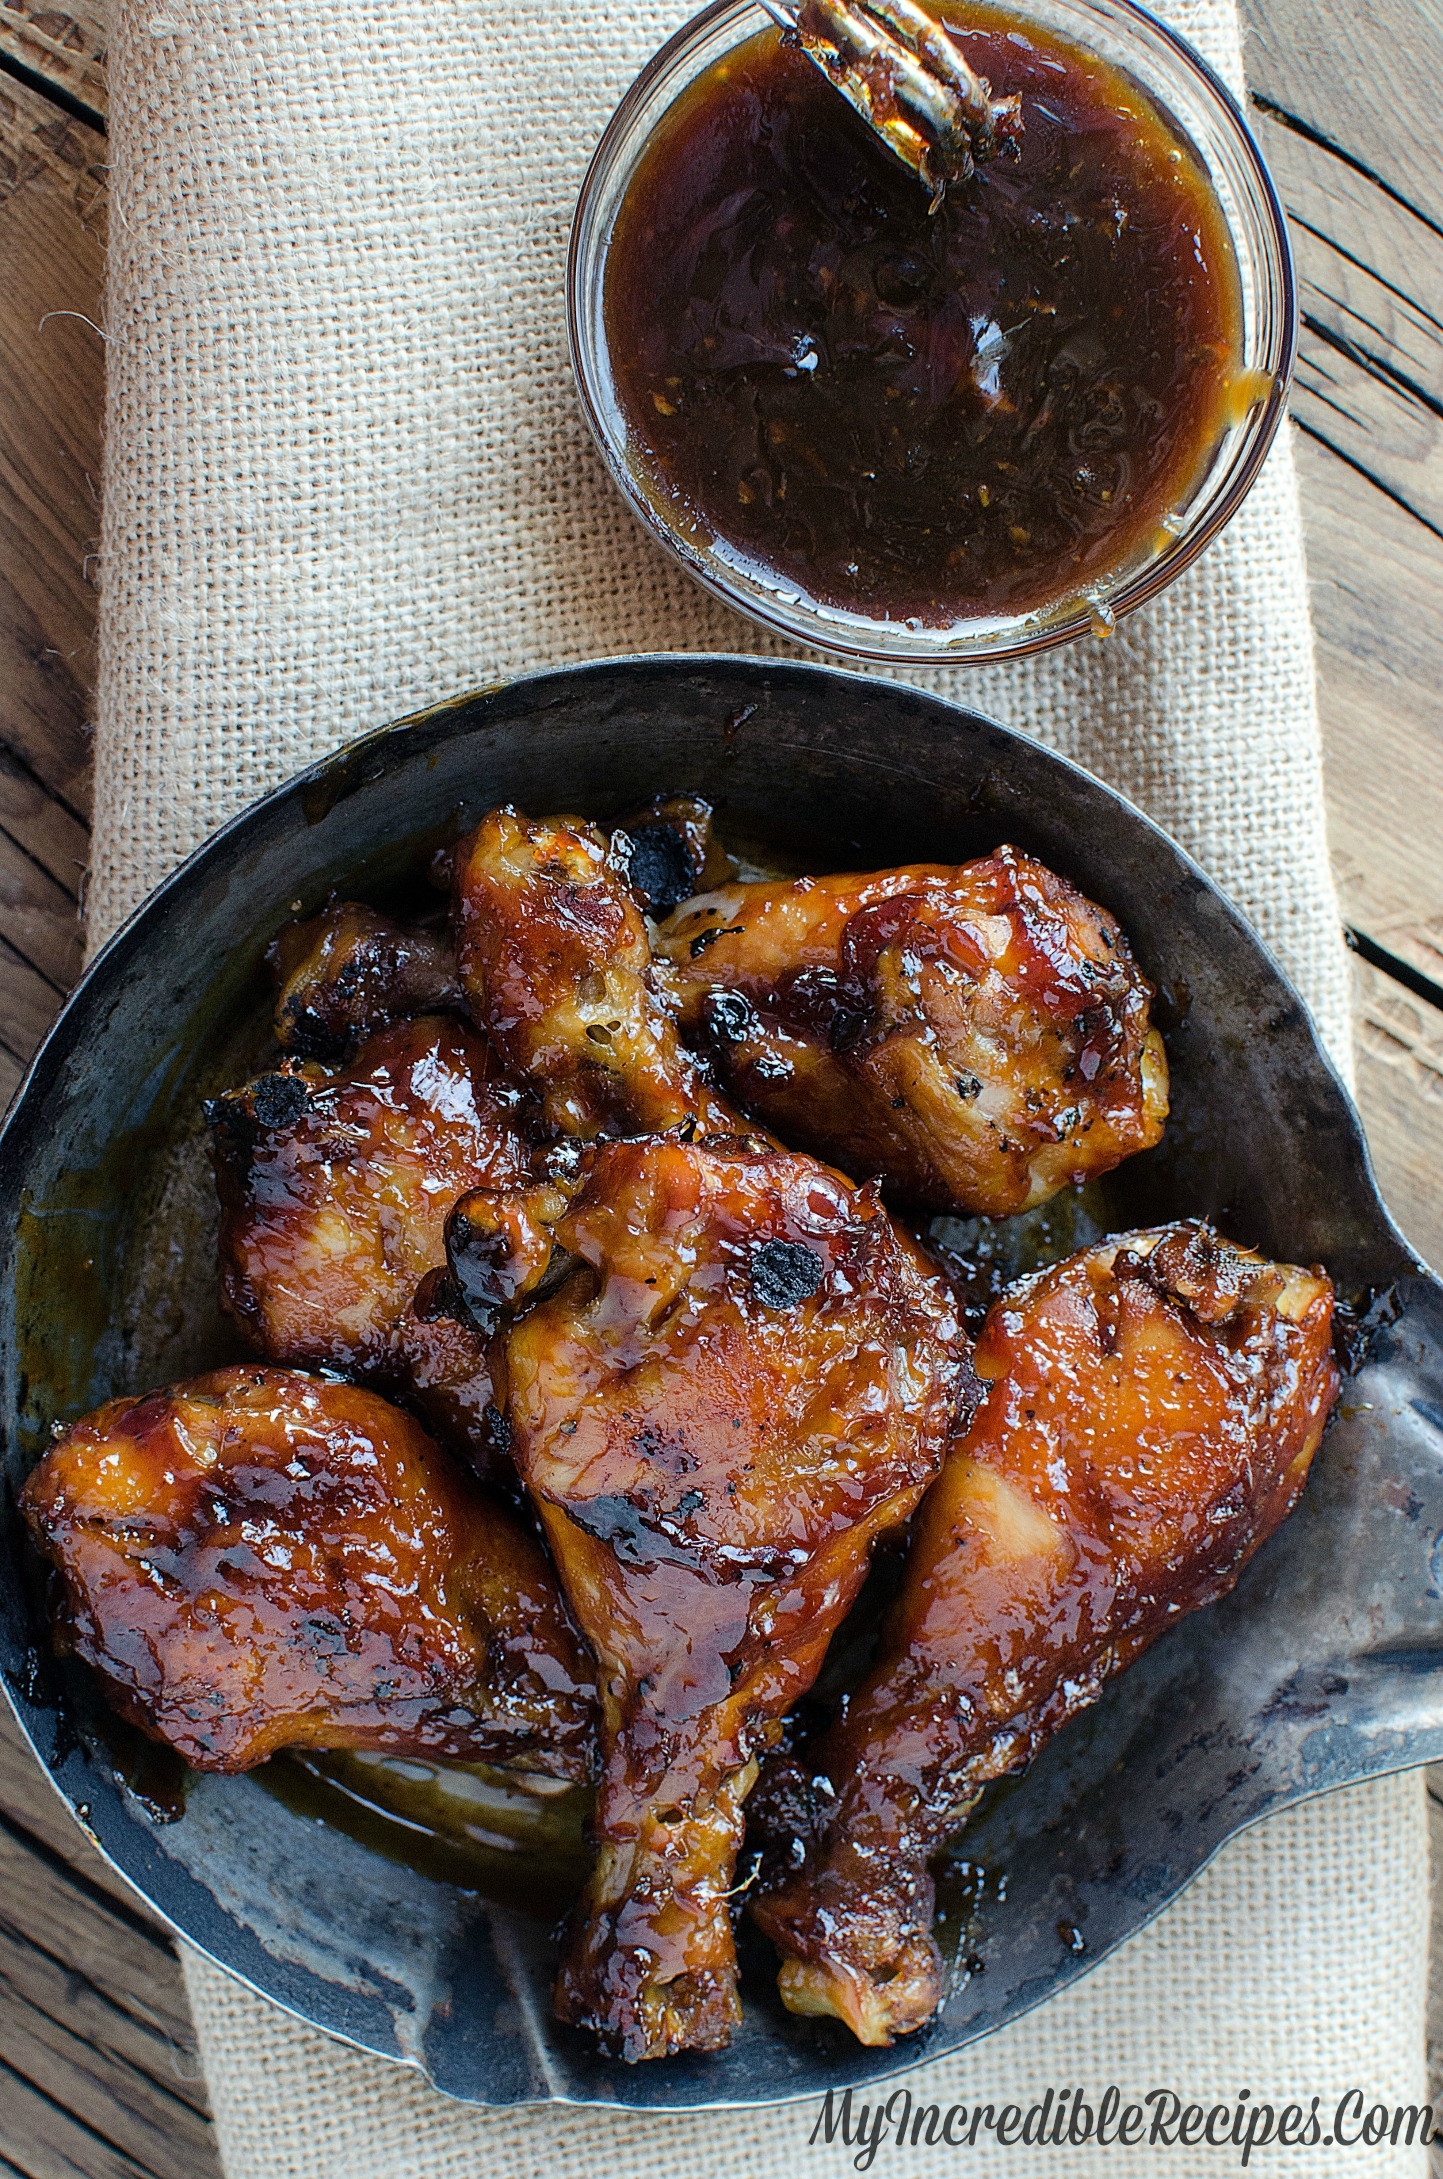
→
(566, 0, 1298, 667)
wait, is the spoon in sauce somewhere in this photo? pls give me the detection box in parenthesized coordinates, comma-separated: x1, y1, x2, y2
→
(755, 0, 1021, 195)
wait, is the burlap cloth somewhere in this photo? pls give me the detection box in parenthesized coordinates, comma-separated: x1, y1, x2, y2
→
(92, 0, 1429, 2170)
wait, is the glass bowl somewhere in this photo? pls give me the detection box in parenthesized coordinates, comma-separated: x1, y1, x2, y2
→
(567, 0, 1296, 666)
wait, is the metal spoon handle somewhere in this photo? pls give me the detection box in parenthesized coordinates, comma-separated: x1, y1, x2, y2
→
(751, 0, 1021, 193)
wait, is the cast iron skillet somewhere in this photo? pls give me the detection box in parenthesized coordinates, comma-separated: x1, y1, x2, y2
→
(2, 655, 1441, 2111)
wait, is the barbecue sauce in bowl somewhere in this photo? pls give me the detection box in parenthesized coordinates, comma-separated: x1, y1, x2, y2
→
(599, 5, 1250, 634)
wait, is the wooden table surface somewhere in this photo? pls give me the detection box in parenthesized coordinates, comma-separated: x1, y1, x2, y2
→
(2, 1, 1441, 2170)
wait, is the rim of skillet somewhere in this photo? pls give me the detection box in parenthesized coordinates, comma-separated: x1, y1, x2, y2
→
(0, 650, 1424, 2109)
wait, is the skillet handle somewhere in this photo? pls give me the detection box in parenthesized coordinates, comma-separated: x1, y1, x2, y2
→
(1320, 1265, 1443, 1756)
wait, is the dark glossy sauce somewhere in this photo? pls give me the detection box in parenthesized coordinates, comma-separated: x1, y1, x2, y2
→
(602, 9, 1247, 628)
(265, 1751, 594, 1917)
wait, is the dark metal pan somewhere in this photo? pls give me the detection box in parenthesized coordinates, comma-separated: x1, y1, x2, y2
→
(2, 655, 1440, 2111)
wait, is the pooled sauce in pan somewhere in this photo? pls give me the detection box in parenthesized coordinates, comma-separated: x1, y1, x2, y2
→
(601, 7, 1249, 629)
(266, 1750, 595, 1916)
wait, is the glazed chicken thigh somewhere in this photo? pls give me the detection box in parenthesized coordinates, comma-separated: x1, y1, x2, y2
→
(656, 845, 1168, 1214)
(20, 1368, 598, 1776)
(751, 1222, 1338, 2045)
(210, 1015, 529, 1480)
(448, 1132, 967, 2060)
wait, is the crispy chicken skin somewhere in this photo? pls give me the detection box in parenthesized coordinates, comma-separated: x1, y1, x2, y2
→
(611, 792, 735, 917)
(452, 806, 738, 1140)
(656, 845, 1168, 1215)
(751, 1222, 1338, 2046)
(271, 902, 462, 1058)
(209, 1016, 528, 1480)
(450, 1133, 966, 2060)
(20, 1368, 599, 1777)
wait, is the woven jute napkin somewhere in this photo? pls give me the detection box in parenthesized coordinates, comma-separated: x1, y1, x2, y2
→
(93, 0, 1429, 2171)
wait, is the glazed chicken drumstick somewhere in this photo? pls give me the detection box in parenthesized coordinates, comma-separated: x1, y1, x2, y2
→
(447, 1132, 966, 2060)
(210, 1015, 530, 1483)
(451, 804, 739, 1140)
(751, 1222, 1339, 2045)
(656, 844, 1168, 1215)
(446, 803, 971, 2056)
(270, 901, 464, 1059)
(20, 1368, 598, 1777)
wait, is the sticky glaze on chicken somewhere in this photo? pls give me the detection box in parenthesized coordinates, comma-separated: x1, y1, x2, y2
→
(210, 1016, 529, 1479)
(20, 1368, 599, 1776)
(750, 1222, 1337, 2045)
(656, 845, 1168, 1215)
(452, 805, 738, 1140)
(448, 1132, 966, 2060)
(271, 902, 463, 1058)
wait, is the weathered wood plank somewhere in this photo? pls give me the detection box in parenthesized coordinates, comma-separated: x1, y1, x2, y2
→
(0, 1933, 208, 2148)
(1242, 0, 1443, 234)
(0, 1817, 200, 2060)
(1293, 425, 1443, 995)
(0, 741, 87, 900)
(1240, 0, 1443, 995)
(0, 1912, 206, 2119)
(0, 62, 95, 1123)
(0, 569, 94, 840)
(0, 830, 82, 989)
(0, 1714, 216, 2179)
(0, 933, 73, 1072)
(1352, 955, 1443, 1275)
(0, 2057, 156, 2179)
(0, 3, 106, 124)
(1276, 139, 1443, 537)
(0, 1950, 211, 2179)
(0, 66, 101, 829)
(0, 1707, 168, 1927)
(0, 1041, 24, 1108)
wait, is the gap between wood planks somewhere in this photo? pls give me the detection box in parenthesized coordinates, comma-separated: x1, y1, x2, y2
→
(0, 1, 105, 127)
